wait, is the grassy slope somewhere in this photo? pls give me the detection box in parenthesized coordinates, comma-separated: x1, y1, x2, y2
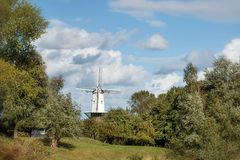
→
(46, 137, 173, 160)
(2, 137, 240, 160)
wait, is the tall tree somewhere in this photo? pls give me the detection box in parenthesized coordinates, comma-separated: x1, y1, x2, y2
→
(36, 91, 81, 147)
(35, 77, 81, 147)
(0, 0, 49, 110)
(0, 0, 48, 69)
(0, 59, 40, 137)
(184, 63, 198, 93)
(169, 92, 205, 154)
(203, 57, 240, 159)
(128, 90, 156, 115)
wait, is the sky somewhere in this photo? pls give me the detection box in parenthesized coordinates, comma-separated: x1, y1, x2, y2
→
(31, 0, 240, 116)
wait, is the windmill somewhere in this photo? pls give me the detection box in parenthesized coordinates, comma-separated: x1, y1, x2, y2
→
(79, 68, 120, 118)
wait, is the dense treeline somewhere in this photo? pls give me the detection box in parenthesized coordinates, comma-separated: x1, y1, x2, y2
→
(0, 0, 80, 148)
(83, 58, 240, 160)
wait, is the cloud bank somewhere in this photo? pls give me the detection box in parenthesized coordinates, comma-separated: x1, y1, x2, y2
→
(109, 0, 240, 23)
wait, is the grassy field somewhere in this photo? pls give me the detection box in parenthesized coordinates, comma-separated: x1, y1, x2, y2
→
(2, 136, 240, 160)
(45, 137, 174, 160)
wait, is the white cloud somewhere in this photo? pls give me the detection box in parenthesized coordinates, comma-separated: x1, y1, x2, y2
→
(109, 0, 240, 22)
(35, 19, 130, 50)
(146, 72, 183, 95)
(197, 70, 205, 81)
(184, 50, 215, 70)
(146, 20, 166, 28)
(36, 20, 150, 112)
(40, 48, 149, 86)
(217, 38, 240, 63)
(140, 33, 168, 50)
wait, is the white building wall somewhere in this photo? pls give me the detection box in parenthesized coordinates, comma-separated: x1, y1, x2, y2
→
(91, 93, 105, 112)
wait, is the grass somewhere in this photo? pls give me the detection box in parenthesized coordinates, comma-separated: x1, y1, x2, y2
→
(45, 137, 174, 160)
(0, 136, 46, 160)
(2, 136, 240, 160)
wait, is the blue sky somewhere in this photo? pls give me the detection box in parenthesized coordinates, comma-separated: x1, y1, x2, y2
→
(31, 0, 240, 113)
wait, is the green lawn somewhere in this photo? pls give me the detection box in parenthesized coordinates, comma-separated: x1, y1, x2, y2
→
(46, 137, 174, 160)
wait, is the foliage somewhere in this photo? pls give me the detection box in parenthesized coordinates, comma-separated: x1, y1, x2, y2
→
(83, 108, 155, 146)
(150, 87, 183, 146)
(0, 0, 49, 114)
(183, 63, 198, 85)
(82, 118, 101, 139)
(169, 92, 205, 154)
(134, 57, 240, 159)
(49, 75, 64, 93)
(0, 0, 48, 69)
(184, 63, 198, 93)
(162, 57, 240, 159)
(128, 90, 157, 115)
(35, 89, 81, 147)
(0, 59, 40, 137)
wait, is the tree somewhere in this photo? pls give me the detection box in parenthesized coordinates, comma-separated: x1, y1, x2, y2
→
(99, 108, 132, 144)
(97, 108, 155, 145)
(128, 90, 156, 115)
(184, 63, 198, 92)
(0, 0, 49, 111)
(0, 0, 48, 69)
(49, 75, 64, 93)
(35, 77, 81, 147)
(0, 59, 40, 138)
(36, 90, 81, 147)
(203, 57, 240, 159)
(149, 87, 183, 146)
(169, 92, 205, 155)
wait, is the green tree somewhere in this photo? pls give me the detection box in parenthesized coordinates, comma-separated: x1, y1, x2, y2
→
(203, 57, 240, 159)
(98, 108, 155, 145)
(169, 92, 205, 155)
(99, 108, 132, 144)
(82, 118, 101, 140)
(0, 0, 48, 69)
(49, 75, 64, 93)
(131, 114, 155, 145)
(128, 90, 156, 115)
(0, 0, 49, 110)
(36, 90, 81, 147)
(184, 63, 198, 92)
(0, 59, 40, 137)
(35, 77, 81, 147)
(150, 87, 183, 146)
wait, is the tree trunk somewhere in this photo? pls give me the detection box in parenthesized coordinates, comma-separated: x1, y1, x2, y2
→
(13, 125, 18, 138)
(51, 136, 60, 148)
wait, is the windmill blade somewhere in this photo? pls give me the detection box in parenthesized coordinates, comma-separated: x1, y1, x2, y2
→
(103, 89, 121, 94)
(97, 67, 102, 87)
(77, 88, 94, 93)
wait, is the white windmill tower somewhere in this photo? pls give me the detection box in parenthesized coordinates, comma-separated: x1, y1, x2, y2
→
(79, 68, 120, 118)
